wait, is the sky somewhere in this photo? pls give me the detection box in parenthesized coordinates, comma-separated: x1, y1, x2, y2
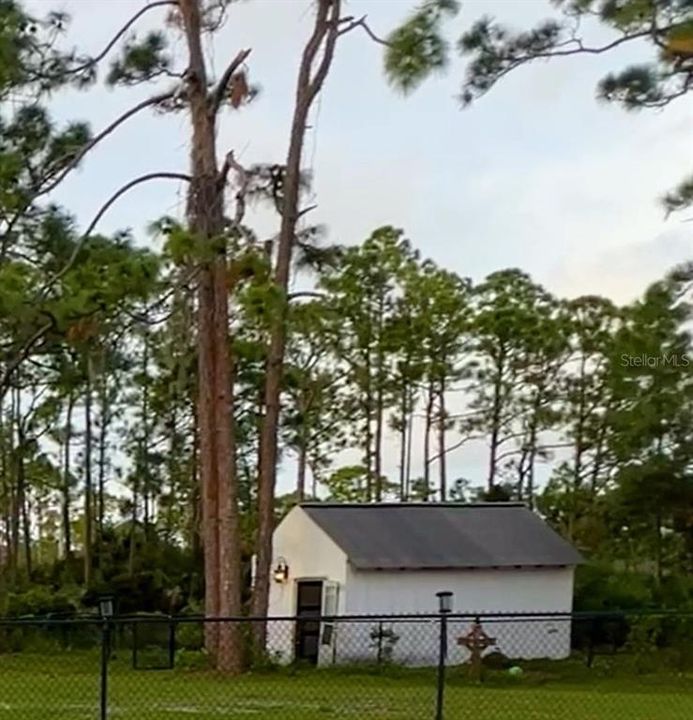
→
(24, 0, 693, 495)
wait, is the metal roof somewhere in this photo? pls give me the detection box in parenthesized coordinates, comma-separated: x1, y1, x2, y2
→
(300, 503, 582, 570)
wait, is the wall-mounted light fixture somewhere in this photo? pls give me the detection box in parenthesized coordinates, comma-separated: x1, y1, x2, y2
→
(273, 557, 289, 583)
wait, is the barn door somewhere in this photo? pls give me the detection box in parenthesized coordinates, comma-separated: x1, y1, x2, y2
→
(320, 581, 340, 661)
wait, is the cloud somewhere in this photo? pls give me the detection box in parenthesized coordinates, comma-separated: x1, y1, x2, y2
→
(552, 227, 692, 303)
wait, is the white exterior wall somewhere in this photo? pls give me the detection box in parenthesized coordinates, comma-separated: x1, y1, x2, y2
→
(331, 566, 575, 665)
(266, 507, 348, 663)
(345, 566, 574, 615)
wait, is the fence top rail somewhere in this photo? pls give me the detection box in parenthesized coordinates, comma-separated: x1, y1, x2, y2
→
(0, 608, 690, 627)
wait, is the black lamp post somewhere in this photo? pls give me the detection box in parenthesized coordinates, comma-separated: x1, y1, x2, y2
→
(436, 591, 453, 615)
(435, 591, 453, 720)
(98, 595, 114, 720)
(98, 595, 114, 619)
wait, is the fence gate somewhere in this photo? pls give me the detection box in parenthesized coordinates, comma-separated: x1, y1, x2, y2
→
(131, 618, 175, 670)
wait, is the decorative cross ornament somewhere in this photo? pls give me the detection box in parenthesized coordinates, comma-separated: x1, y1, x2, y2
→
(457, 618, 496, 680)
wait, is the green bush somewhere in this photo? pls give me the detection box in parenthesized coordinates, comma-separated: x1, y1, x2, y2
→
(574, 563, 654, 612)
(574, 562, 693, 613)
(659, 615, 693, 671)
(654, 574, 693, 610)
(176, 621, 204, 651)
(0, 627, 25, 653)
(175, 648, 211, 670)
(624, 616, 662, 674)
(6, 587, 78, 617)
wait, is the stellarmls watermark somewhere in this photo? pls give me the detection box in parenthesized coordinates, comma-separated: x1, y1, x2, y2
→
(620, 354, 690, 368)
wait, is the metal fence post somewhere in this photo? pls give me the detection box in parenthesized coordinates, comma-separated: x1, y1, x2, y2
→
(435, 591, 453, 720)
(100, 619, 111, 720)
(377, 621, 383, 664)
(168, 617, 176, 669)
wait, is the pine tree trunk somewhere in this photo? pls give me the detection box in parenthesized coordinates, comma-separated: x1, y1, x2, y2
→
(213, 257, 243, 672)
(310, 459, 318, 498)
(526, 421, 538, 509)
(487, 350, 506, 493)
(96, 367, 107, 552)
(8, 384, 19, 583)
(190, 406, 202, 561)
(404, 386, 414, 501)
(364, 362, 374, 501)
(589, 395, 611, 500)
(570, 356, 588, 540)
(35, 497, 44, 566)
(62, 393, 74, 559)
(96, 417, 106, 570)
(253, 0, 340, 651)
(16, 424, 31, 578)
(398, 383, 407, 501)
(181, 0, 219, 657)
(297, 433, 308, 502)
(9, 475, 18, 584)
(179, 0, 243, 672)
(374, 294, 385, 501)
(437, 382, 447, 502)
(196, 267, 219, 654)
(573, 366, 587, 490)
(166, 406, 178, 541)
(0, 405, 11, 572)
(374, 387, 384, 500)
(128, 470, 138, 577)
(84, 355, 94, 587)
(423, 379, 435, 500)
(142, 338, 151, 537)
(295, 390, 310, 501)
(655, 511, 663, 587)
(516, 447, 525, 501)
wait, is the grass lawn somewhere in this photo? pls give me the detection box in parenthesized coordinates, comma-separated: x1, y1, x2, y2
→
(0, 652, 691, 719)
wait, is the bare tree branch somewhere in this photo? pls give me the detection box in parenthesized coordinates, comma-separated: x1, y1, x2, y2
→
(219, 150, 250, 227)
(427, 434, 486, 466)
(38, 171, 191, 299)
(210, 48, 252, 113)
(294, 0, 332, 113)
(337, 15, 391, 46)
(472, 29, 654, 102)
(307, 3, 341, 103)
(62, 1, 177, 78)
(495, 441, 574, 466)
(36, 92, 176, 199)
(83, 171, 190, 243)
(121, 266, 201, 326)
(524, 30, 652, 59)
(298, 204, 318, 218)
(0, 322, 53, 392)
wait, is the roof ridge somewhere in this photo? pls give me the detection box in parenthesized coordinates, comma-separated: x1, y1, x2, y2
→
(300, 502, 527, 509)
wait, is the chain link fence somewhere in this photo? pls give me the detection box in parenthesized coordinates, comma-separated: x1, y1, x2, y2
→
(0, 611, 691, 718)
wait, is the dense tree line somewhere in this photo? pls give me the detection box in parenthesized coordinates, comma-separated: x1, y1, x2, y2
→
(1, 218, 691, 601)
(0, 0, 691, 670)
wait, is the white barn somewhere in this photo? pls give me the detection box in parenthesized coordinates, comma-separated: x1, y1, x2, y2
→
(266, 502, 582, 666)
